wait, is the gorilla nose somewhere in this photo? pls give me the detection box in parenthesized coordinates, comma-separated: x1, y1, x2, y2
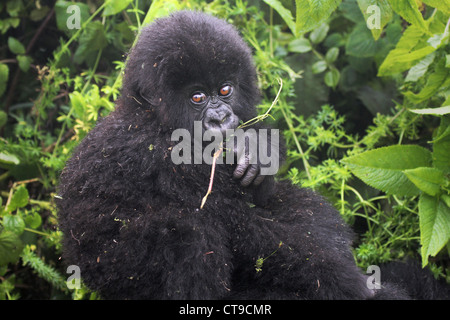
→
(203, 106, 239, 133)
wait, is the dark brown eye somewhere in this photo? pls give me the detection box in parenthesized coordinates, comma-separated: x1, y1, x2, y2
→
(219, 85, 232, 96)
(191, 92, 206, 104)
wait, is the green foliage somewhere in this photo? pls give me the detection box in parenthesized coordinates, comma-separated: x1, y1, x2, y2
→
(0, 0, 449, 299)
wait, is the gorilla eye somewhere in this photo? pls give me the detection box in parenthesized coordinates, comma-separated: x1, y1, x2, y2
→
(191, 92, 207, 104)
(219, 85, 232, 96)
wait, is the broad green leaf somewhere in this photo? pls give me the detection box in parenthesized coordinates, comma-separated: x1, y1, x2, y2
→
(309, 22, 329, 44)
(409, 106, 450, 115)
(387, 0, 428, 32)
(378, 24, 435, 76)
(342, 145, 432, 196)
(0, 63, 9, 97)
(17, 55, 32, 72)
(295, 0, 342, 35)
(419, 195, 450, 267)
(346, 23, 379, 57)
(312, 60, 327, 74)
(0, 152, 20, 168)
(263, 0, 296, 35)
(357, 0, 393, 40)
(324, 69, 340, 88)
(325, 47, 339, 63)
(404, 167, 443, 196)
(8, 37, 25, 55)
(7, 186, 29, 212)
(421, 0, 450, 14)
(288, 38, 312, 53)
(73, 21, 107, 64)
(0, 230, 23, 266)
(102, 0, 133, 16)
(3, 214, 25, 235)
(405, 52, 436, 82)
(404, 64, 450, 103)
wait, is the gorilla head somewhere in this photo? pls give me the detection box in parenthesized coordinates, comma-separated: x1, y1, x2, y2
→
(122, 10, 261, 135)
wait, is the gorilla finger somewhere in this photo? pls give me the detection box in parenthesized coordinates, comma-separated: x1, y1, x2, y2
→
(253, 174, 265, 186)
(240, 164, 260, 187)
(233, 163, 248, 179)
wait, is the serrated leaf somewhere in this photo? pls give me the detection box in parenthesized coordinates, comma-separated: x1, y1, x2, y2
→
(342, 145, 432, 196)
(7, 186, 29, 212)
(405, 52, 436, 82)
(404, 63, 450, 103)
(8, 37, 25, 55)
(264, 0, 296, 35)
(387, 0, 428, 32)
(24, 211, 42, 229)
(421, 0, 450, 14)
(0, 230, 23, 266)
(404, 167, 443, 196)
(357, 0, 393, 40)
(419, 195, 450, 267)
(346, 23, 379, 57)
(3, 214, 25, 235)
(295, 0, 342, 35)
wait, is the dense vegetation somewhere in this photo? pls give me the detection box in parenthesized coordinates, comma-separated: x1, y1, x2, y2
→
(0, 0, 449, 299)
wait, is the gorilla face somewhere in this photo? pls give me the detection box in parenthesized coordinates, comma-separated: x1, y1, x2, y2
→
(122, 10, 261, 135)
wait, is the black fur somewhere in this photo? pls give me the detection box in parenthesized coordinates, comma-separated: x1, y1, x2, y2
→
(57, 11, 446, 300)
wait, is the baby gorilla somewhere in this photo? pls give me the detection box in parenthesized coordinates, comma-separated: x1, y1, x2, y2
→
(57, 10, 406, 299)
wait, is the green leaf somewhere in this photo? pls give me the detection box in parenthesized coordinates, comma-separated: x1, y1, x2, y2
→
(7, 186, 29, 212)
(324, 69, 340, 88)
(102, 0, 133, 16)
(378, 24, 435, 76)
(404, 167, 443, 196)
(3, 214, 25, 235)
(288, 38, 312, 53)
(73, 21, 107, 64)
(309, 22, 329, 44)
(295, 0, 342, 35)
(0, 63, 9, 97)
(0, 230, 23, 266)
(312, 60, 327, 74)
(17, 55, 32, 72)
(24, 211, 42, 229)
(263, 0, 296, 35)
(346, 23, 379, 57)
(405, 52, 436, 82)
(357, 0, 393, 40)
(409, 106, 450, 115)
(0, 152, 20, 168)
(325, 47, 339, 63)
(142, 0, 182, 27)
(342, 145, 432, 196)
(419, 195, 450, 267)
(404, 65, 450, 103)
(387, 0, 428, 32)
(421, 0, 450, 14)
(7, 37, 25, 55)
